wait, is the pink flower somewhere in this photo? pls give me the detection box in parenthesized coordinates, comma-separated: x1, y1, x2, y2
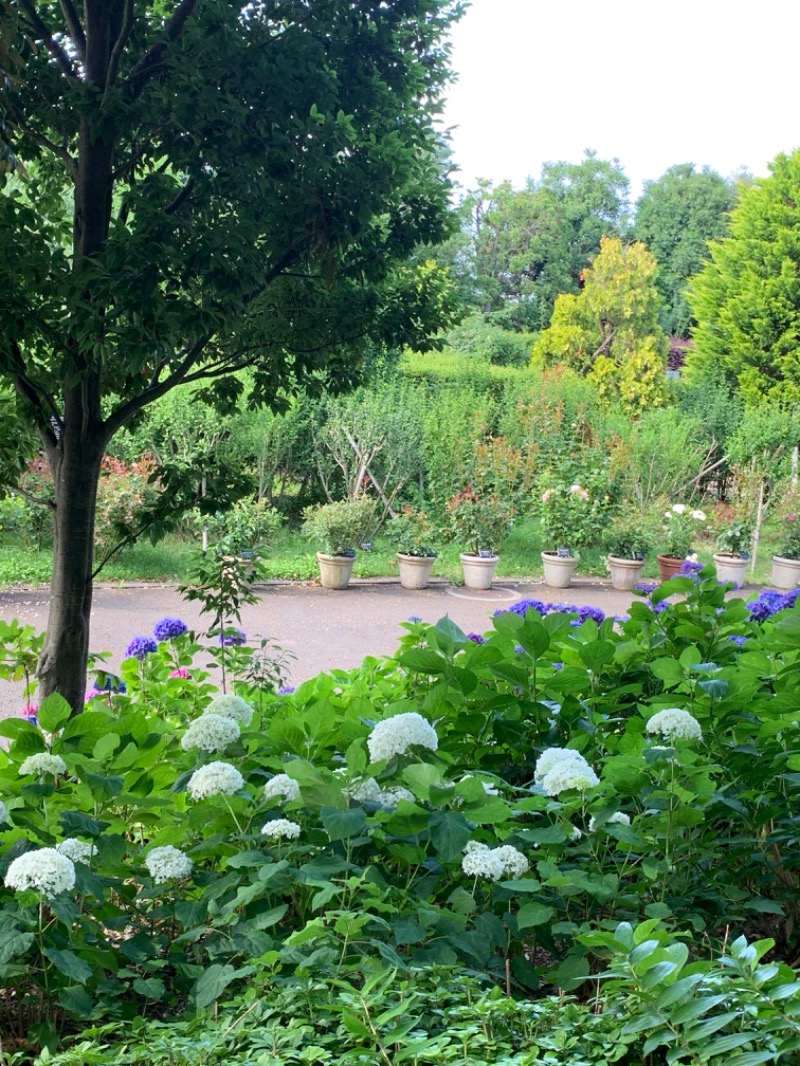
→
(789, 515, 797, 523)
(541, 489, 555, 503)
(169, 668, 192, 680)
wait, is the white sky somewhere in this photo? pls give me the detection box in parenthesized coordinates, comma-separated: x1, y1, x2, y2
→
(440, 0, 800, 203)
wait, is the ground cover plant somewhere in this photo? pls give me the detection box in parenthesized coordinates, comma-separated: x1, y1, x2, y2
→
(2, 570, 800, 1061)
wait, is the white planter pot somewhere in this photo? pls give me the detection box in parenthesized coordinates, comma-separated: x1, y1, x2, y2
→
(397, 553, 436, 590)
(607, 555, 645, 591)
(460, 552, 499, 590)
(771, 555, 800, 591)
(316, 551, 356, 590)
(713, 553, 749, 587)
(541, 551, 579, 589)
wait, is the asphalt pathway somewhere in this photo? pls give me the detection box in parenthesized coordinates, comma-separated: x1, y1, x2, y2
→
(0, 575, 760, 717)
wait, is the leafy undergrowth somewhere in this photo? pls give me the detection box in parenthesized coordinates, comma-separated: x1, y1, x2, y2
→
(1, 570, 800, 1062)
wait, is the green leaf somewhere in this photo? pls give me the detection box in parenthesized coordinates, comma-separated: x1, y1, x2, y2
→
(43, 948, 92, 984)
(194, 963, 247, 1009)
(92, 733, 121, 761)
(0, 930, 34, 965)
(132, 977, 165, 999)
(578, 640, 615, 671)
(320, 806, 366, 841)
(429, 811, 472, 862)
(517, 902, 555, 930)
(38, 694, 72, 733)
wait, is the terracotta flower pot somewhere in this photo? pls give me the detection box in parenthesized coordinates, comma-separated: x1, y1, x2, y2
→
(657, 554, 685, 581)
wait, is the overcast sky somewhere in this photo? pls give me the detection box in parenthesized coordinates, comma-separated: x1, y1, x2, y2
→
(440, 0, 800, 202)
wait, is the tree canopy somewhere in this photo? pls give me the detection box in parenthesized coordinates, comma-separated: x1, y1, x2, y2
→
(633, 163, 737, 337)
(532, 236, 668, 409)
(0, 0, 462, 709)
(687, 150, 800, 406)
(449, 151, 629, 332)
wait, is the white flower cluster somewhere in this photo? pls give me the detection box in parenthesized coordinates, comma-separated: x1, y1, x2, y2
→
(589, 812, 631, 833)
(187, 761, 244, 800)
(534, 748, 599, 797)
(5, 848, 75, 898)
(261, 818, 301, 841)
(461, 840, 529, 881)
(56, 838, 96, 864)
(181, 713, 241, 754)
(18, 753, 67, 777)
(0, 800, 8, 823)
(350, 778, 415, 807)
(646, 708, 703, 741)
(263, 773, 301, 803)
(145, 845, 193, 883)
(367, 713, 438, 762)
(203, 694, 254, 728)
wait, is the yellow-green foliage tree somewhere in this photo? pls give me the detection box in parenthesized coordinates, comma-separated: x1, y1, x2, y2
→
(532, 237, 669, 408)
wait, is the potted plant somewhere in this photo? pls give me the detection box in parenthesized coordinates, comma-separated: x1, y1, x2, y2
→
(604, 515, 654, 590)
(303, 496, 377, 589)
(772, 511, 800, 590)
(713, 519, 752, 586)
(657, 502, 707, 581)
(388, 506, 437, 590)
(537, 481, 595, 588)
(447, 485, 514, 589)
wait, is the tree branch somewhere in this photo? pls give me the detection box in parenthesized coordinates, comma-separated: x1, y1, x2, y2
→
(165, 176, 196, 215)
(58, 0, 86, 62)
(126, 0, 200, 99)
(11, 109, 76, 171)
(19, 0, 81, 81)
(104, 0, 134, 97)
(8, 342, 62, 447)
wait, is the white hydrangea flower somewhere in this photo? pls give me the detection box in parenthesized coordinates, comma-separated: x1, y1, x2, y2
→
(0, 801, 8, 824)
(261, 818, 301, 841)
(5, 848, 75, 898)
(203, 694, 254, 728)
(145, 845, 193, 883)
(263, 773, 301, 802)
(492, 844, 529, 879)
(589, 812, 631, 832)
(541, 758, 599, 796)
(569, 825, 583, 842)
(181, 713, 241, 754)
(19, 753, 67, 777)
(367, 712, 438, 762)
(646, 708, 703, 741)
(378, 786, 415, 807)
(56, 838, 96, 864)
(350, 777, 384, 802)
(187, 761, 244, 800)
(691, 510, 707, 522)
(671, 504, 687, 515)
(534, 747, 590, 785)
(461, 842, 504, 881)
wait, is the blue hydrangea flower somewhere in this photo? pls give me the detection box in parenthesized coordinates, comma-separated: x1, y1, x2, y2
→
(748, 589, 789, 622)
(407, 615, 422, 623)
(680, 559, 704, 578)
(577, 605, 605, 626)
(154, 617, 188, 641)
(125, 636, 158, 660)
(467, 632, 487, 644)
(219, 629, 246, 647)
(277, 685, 295, 695)
(727, 634, 747, 646)
(635, 581, 659, 595)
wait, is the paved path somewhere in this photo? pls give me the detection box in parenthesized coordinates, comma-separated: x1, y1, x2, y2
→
(0, 575, 761, 716)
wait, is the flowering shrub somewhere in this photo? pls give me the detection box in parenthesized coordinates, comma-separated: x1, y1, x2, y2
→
(777, 511, 800, 559)
(446, 483, 514, 554)
(3, 569, 800, 1054)
(536, 477, 613, 554)
(660, 501, 708, 558)
(94, 454, 160, 560)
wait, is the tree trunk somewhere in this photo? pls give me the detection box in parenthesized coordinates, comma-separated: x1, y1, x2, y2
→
(37, 425, 106, 713)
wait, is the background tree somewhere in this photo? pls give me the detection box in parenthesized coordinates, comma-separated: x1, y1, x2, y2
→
(532, 237, 669, 409)
(687, 150, 800, 406)
(448, 151, 630, 333)
(633, 163, 737, 336)
(0, 0, 462, 711)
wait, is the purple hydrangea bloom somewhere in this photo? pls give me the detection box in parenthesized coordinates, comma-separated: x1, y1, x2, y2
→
(727, 634, 747, 646)
(467, 632, 487, 644)
(126, 635, 158, 660)
(748, 589, 796, 622)
(680, 559, 704, 578)
(514, 644, 525, 655)
(153, 617, 189, 641)
(277, 685, 295, 695)
(577, 605, 606, 626)
(85, 688, 103, 702)
(635, 581, 659, 595)
(407, 615, 422, 623)
(505, 598, 548, 618)
(552, 662, 564, 670)
(219, 628, 247, 647)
